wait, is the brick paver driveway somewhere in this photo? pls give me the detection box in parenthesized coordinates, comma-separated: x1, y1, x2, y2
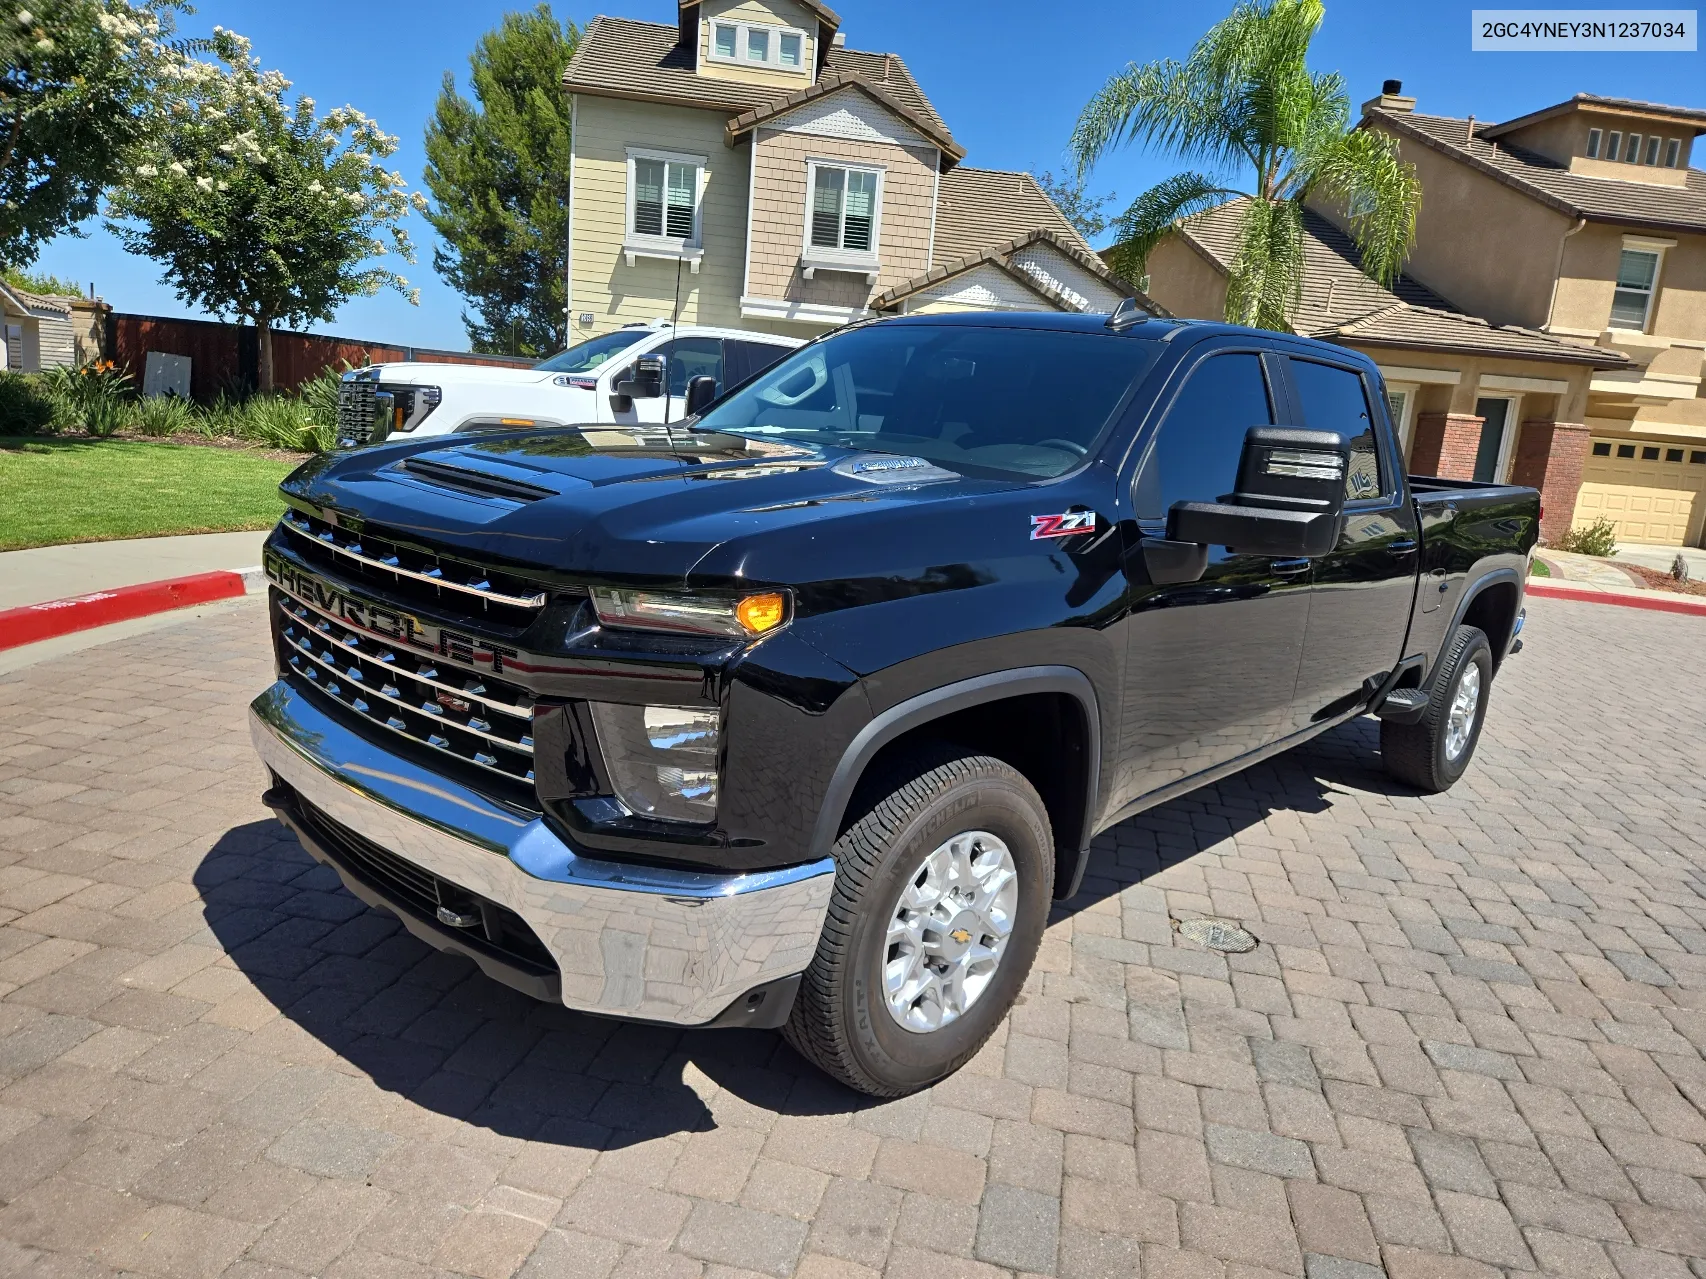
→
(0, 596, 1702, 1279)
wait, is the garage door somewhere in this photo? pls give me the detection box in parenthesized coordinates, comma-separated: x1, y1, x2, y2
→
(1574, 440, 1706, 546)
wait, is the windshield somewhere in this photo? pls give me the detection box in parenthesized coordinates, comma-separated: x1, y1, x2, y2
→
(693, 323, 1162, 480)
(534, 329, 649, 374)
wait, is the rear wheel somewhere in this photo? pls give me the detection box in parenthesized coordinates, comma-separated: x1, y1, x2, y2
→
(1381, 624, 1493, 793)
(784, 751, 1053, 1097)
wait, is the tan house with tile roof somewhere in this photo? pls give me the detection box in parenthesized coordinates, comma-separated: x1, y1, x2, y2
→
(559, 1, 1153, 339)
(1355, 89, 1706, 548)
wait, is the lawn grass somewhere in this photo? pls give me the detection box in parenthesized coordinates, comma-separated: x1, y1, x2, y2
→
(0, 437, 301, 551)
(1529, 558, 1551, 577)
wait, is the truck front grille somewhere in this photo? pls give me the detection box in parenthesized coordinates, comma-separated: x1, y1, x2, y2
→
(273, 590, 537, 791)
(278, 508, 559, 625)
(336, 379, 378, 446)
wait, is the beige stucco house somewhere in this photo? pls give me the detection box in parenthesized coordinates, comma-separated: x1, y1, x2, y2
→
(559, 0, 1153, 341)
(0, 280, 75, 374)
(1149, 87, 1706, 548)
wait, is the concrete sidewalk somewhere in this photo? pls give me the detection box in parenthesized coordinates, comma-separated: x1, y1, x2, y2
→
(0, 530, 267, 611)
(1614, 540, 1706, 578)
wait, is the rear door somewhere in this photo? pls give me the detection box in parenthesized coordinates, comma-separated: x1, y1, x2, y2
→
(725, 339, 797, 390)
(1285, 356, 1420, 728)
(1111, 346, 1312, 809)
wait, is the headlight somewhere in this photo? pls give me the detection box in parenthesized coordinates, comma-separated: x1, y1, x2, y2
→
(590, 588, 789, 639)
(589, 703, 720, 823)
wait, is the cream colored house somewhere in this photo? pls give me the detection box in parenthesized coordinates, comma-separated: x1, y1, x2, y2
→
(0, 280, 75, 374)
(559, 0, 1153, 341)
(1352, 90, 1706, 548)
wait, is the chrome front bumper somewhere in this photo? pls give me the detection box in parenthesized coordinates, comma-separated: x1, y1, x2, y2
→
(248, 681, 836, 1025)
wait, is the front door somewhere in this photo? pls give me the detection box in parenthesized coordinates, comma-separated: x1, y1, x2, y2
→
(1287, 357, 1420, 728)
(1472, 396, 1512, 484)
(1112, 348, 1312, 811)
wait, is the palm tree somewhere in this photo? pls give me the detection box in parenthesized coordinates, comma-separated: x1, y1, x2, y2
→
(1070, 0, 1420, 330)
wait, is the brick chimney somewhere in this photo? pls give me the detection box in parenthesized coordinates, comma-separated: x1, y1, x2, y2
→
(1362, 78, 1416, 116)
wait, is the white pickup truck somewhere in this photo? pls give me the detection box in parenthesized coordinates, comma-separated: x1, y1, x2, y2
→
(333, 322, 805, 447)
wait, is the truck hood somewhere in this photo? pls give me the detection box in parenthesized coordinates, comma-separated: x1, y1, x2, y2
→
(279, 426, 1015, 585)
(364, 361, 559, 387)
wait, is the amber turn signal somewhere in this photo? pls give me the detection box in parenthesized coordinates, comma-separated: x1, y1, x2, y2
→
(735, 592, 787, 635)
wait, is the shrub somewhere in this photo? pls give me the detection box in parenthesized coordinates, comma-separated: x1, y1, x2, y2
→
(0, 372, 62, 434)
(297, 366, 344, 432)
(41, 361, 135, 436)
(237, 394, 322, 452)
(1556, 517, 1619, 557)
(135, 394, 196, 438)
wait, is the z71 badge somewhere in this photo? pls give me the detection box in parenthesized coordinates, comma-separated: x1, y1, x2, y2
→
(1030, 510, 1097, 540)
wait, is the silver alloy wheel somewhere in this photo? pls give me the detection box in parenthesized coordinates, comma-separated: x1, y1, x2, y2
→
(882, 830, 1019, 1033)
(1444, 661, 1482, 761)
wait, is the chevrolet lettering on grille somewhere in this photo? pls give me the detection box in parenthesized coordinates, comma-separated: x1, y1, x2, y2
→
(265, 552, 520, 674)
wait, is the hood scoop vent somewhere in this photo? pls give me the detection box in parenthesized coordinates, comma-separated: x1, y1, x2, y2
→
(831, 454, 959, 487)
(400, 457, 558, 504)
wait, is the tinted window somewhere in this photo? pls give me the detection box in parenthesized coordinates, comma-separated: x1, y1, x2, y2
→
(1137, 353, 1272, 520)
(661, 337, 724, 396)
(1290, 359, 1382, 499)
(695, 324, 1162, 481)
(534, 329, 648, 373)
(725, 340, 794, 387)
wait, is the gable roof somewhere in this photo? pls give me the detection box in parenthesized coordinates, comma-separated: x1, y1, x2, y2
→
(873, 229, 1166, 315)
(1174, 199, 1630, 368)
(0, 279, 72, 316)
(678, 0, 841, 29)
(1371, 109, 1706, 234)
(562, 16, 947, 137)
(932, 168, 1097, 266)
(725, 71, 964, 164)
(1482, 93, 1706, 140)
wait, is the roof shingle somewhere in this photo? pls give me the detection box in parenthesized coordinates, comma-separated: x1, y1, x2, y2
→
(1374, 109, 1706, 234)
(1174, 199, 1629, 368)
(932, 168, 1095, 266)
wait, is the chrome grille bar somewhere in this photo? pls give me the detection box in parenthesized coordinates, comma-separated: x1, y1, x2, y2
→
(276, 595, 532, 719)
(280, 510, 549, 609)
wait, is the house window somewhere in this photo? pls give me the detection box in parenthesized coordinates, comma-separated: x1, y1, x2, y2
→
(810, 165, 880, 252)
(1625, 133, 1642, 163)
(1664, 138, 1681, 167)
(1610, 248, 1660, 330)
(1605, 131, 1622, 160)
(1586, 128, 1602, 158)
(629, 153, 700, 243)
(1644, 136, 1662, 165)
(707, 18, 807, 70)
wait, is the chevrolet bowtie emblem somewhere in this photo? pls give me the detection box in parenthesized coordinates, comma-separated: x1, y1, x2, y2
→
(950, 929, 972, 944)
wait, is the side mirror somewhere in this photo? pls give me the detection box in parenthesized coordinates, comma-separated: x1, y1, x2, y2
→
(614, 354, 665, 400)
(1166, 427, 1348, 558)
(683, 375, 718, 418)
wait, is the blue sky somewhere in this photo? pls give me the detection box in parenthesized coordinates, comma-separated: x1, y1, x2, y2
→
(33, 0, 1704, 352)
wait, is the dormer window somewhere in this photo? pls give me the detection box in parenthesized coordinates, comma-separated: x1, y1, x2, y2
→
(1664, 139, 1681, 167)
(1586, 128, 1601, 158)
(710, 19, 806, 70)
(1643, 136, 1661, 165)
(1626, 133, 1642, 163)
(1606, 131, 1622, 160)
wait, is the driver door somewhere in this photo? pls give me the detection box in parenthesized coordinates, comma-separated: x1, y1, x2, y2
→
(631, 337, 724, 425)
(1110, 348, 1312, 811)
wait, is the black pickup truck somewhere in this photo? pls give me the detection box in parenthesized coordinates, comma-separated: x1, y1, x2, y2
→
(249, 310, 1537, 1096)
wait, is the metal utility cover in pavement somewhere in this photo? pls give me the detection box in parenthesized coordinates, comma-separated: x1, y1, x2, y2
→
(1176, 917, 1258, 953)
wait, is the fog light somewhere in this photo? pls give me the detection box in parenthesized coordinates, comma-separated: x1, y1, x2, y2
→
(589, 702, 720, 823)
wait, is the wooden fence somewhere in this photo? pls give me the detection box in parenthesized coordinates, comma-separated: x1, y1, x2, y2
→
(105, 313, 536, 402)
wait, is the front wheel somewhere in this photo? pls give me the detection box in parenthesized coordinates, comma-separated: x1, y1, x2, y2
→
(1381, 624, 1493, 793)
(784, 751, 1054, 1097)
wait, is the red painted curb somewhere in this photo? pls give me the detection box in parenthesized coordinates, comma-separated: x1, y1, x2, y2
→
(1527, 580, 1706, 617)
(0, 571, 249, 651)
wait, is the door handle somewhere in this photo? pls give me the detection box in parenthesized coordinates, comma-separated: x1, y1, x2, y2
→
(1389, 539, 1418, 554)
(1270, 558, 1311, 576)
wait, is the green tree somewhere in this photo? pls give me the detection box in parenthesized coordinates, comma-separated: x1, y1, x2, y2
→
(1033, 169, 1115, 243)
(1069, 0, 1420, 330)
(0, 0, 191, 267)
(107, 27, 422, 390)
(423, 5, 578, 357)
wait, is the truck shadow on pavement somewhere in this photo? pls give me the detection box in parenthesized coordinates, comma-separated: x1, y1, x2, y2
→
(195, 715, 1408, 1147)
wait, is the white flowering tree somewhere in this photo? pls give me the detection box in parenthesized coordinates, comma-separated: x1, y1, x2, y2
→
(107, 27, 423, 390)
(1, 0, 190, 267)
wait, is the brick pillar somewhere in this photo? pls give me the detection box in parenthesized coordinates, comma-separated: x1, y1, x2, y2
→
(1510, 420, 1590, 545)
(1410, 412, 1485, 481)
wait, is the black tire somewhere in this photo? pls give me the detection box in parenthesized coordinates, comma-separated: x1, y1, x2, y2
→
(783, 750, 1054, 1097)
(1381, 624, 1493, 793)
